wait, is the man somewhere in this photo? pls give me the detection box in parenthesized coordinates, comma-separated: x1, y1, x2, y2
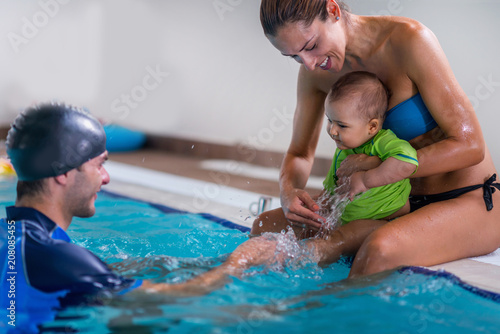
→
(0, 104, 180, 332)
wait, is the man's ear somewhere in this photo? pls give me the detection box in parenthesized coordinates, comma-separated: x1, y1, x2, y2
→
(53, 172, 70, 186)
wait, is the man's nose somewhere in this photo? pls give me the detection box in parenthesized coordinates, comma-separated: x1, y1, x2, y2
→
(101, 167, 110, 185)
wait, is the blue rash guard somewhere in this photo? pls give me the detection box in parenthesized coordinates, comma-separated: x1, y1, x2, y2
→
(382, 93, 438, 141)
(0, 206, 142, 333)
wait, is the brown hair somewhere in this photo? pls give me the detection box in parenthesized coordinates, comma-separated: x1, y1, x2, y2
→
(260, 0, 350, 37)
(16, 179, 47, 201)
(327, 71, 391, 121)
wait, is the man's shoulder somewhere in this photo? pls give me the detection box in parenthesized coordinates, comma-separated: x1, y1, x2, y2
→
(27, 230, 106, 270)
(12, 216, 108, 274)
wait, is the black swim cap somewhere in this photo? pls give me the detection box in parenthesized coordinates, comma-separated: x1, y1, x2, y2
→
(6, 103, 106, 181)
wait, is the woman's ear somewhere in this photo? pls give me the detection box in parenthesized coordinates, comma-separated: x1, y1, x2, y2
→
(327, 0, 341, 20)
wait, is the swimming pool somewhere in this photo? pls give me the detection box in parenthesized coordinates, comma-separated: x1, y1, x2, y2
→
(1, 176, 500, 334)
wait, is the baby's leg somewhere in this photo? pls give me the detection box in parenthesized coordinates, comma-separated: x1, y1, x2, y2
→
(306, 219, 387, 267)
(383, 199, 410, 220)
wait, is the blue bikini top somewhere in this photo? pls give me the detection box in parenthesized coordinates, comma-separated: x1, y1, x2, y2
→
(382, 93, 438, 141)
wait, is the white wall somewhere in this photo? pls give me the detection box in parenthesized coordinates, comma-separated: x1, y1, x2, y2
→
(1, 0, 499, 168)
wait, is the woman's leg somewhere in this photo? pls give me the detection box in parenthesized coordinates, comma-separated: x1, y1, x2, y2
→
(349, 188, 500, 277)
(251, 206, 388, 266)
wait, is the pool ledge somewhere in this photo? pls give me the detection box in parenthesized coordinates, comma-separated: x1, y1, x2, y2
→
(426, 259, 500, 295)
(104, 160, 277, 228)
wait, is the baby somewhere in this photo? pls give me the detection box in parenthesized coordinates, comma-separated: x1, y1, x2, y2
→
(322, 71, 418, 225)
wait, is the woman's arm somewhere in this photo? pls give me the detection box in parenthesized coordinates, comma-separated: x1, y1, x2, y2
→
(279, 67, 330, 228)
(402, 23, 485, 177)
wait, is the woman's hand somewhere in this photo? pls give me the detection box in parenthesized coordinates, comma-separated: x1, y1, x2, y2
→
(280, 188, 325, 229)
(336, 154, 382, 179)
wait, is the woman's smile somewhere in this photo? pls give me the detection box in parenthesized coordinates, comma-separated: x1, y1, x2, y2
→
(319, 56, 331, 70)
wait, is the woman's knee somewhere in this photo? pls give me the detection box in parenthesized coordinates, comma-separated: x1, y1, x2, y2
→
(250, 208, 287, 235)
(351, 229, 400, 276)
(250, 211, 271, 235)
(250, 208, 316, 239)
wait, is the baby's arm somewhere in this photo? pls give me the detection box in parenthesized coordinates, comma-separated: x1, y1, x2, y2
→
(345, 157, 416, 200)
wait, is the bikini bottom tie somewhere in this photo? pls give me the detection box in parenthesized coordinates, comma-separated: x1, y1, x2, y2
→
(483, 173, 500, 211)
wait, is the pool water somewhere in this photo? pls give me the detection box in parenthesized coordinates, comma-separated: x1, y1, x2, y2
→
(1, 178, 500, 334)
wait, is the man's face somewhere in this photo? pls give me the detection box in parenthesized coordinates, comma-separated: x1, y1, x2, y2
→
(67, 151, 110, 218)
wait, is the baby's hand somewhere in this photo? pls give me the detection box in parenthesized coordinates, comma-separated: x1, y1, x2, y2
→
(336, 154, 381, 179)
(346, 172, 368, 201)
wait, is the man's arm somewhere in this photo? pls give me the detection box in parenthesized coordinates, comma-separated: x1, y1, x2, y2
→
(138, 236, 280, 296)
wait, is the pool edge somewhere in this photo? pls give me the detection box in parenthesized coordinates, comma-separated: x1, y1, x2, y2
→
(400, 266, 500, 302)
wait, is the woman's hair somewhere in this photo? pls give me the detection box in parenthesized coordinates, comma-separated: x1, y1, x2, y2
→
(260, 0, 350, 36)
(327, 71, 391, 121)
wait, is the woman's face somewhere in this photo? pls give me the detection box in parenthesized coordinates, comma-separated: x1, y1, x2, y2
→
(267, 16, 346, 73)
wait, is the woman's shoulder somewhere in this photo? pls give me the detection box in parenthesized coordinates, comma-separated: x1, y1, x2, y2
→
(384, 15, 428, 35)
(386, 17, 437, 53)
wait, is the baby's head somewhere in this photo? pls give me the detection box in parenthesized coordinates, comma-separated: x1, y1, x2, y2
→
(325, 71, 390, 150)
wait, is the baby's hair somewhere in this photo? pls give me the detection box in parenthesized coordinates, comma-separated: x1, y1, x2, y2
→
(327, 71, 391, 121)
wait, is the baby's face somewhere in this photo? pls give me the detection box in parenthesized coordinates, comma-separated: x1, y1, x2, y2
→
(324, 98, 378, 150)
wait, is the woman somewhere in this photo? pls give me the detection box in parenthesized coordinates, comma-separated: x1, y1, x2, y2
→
(251, 0, 500, 277)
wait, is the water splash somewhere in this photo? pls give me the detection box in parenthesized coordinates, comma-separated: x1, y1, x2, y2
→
(315, 187, 350, 235)
(259, 227, 317, 273)
(240, 187, 351, 275)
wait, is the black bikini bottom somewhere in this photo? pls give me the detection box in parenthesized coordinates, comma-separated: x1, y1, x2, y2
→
(409, 174, 500, 212)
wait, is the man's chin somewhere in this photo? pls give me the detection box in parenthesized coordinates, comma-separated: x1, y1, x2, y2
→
(74, 207, 96, 218)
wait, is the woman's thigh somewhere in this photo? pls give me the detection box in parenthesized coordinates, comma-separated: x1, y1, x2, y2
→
(351, 188, 500, 275)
